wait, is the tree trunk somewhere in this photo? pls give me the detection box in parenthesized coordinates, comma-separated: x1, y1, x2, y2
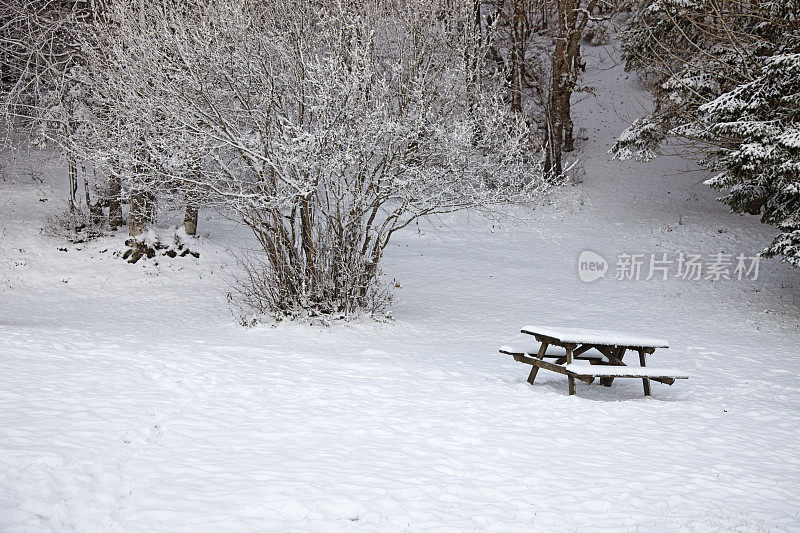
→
(562, 5, 585, 153)
(129, 165, 148, 237)
(183, 202, 198, 236)
(68, 156, 78, 213)
(299, 195, 315, 272)
(466, 0, 481, 141)
(129, 147, 150, 236)
(546, 20, 568, 176)
(563, 96, 575, 152)
(545, 0, 597, 173)
(544, 113, 563, 176)
(510, 0, 526, 113)
(145, 191, 157, 224)
(129, 189, 147, 237)
(108, 171, 123, 229)
(83, 166, 103, 224)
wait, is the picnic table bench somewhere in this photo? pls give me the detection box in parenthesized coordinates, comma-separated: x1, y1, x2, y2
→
(500, 324, 688, 397)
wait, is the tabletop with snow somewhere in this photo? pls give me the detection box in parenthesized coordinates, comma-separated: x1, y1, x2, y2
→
(521, 324, 670, 348)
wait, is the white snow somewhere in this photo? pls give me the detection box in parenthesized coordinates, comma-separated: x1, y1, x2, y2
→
(1, 44, 799, 531)
(520, 324, 670, 348)
(778, 127, 800, 149)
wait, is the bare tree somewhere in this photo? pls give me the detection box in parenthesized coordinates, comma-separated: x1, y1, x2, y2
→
(544, 0, 600, 176)
(509, 0, 528, 113)
(78, 0, 554, 316)
(0, 0, 111, 230)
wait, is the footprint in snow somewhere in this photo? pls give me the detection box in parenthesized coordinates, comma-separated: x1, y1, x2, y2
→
(358, 349, 389, 356)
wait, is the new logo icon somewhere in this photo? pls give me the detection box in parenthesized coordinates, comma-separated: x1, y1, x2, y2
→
(578, 250, 608, 282)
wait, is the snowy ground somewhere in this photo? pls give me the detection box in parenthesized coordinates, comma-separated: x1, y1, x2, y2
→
(2, 45, 799, 532)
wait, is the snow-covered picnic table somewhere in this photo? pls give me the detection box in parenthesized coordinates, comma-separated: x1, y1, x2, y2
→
(500, 324, 688, 396)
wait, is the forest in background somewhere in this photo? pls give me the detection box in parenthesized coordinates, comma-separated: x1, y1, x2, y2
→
(1, 0, 797, 318)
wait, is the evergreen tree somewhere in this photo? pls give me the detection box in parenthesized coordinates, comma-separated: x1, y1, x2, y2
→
(699, 52, 800, 265)
(612, 0, 800, 265)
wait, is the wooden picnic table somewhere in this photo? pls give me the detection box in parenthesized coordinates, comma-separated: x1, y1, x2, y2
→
(499, 324, 688, 397)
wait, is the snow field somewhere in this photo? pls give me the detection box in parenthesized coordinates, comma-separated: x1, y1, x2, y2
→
(1, 43, 799, 531)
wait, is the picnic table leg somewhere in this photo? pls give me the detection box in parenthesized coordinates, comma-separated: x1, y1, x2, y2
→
(600, 347, 626, 387)
(527, 342, 549, 384)
(566, 346, 575, 396)
(638, 349, 651, 396)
